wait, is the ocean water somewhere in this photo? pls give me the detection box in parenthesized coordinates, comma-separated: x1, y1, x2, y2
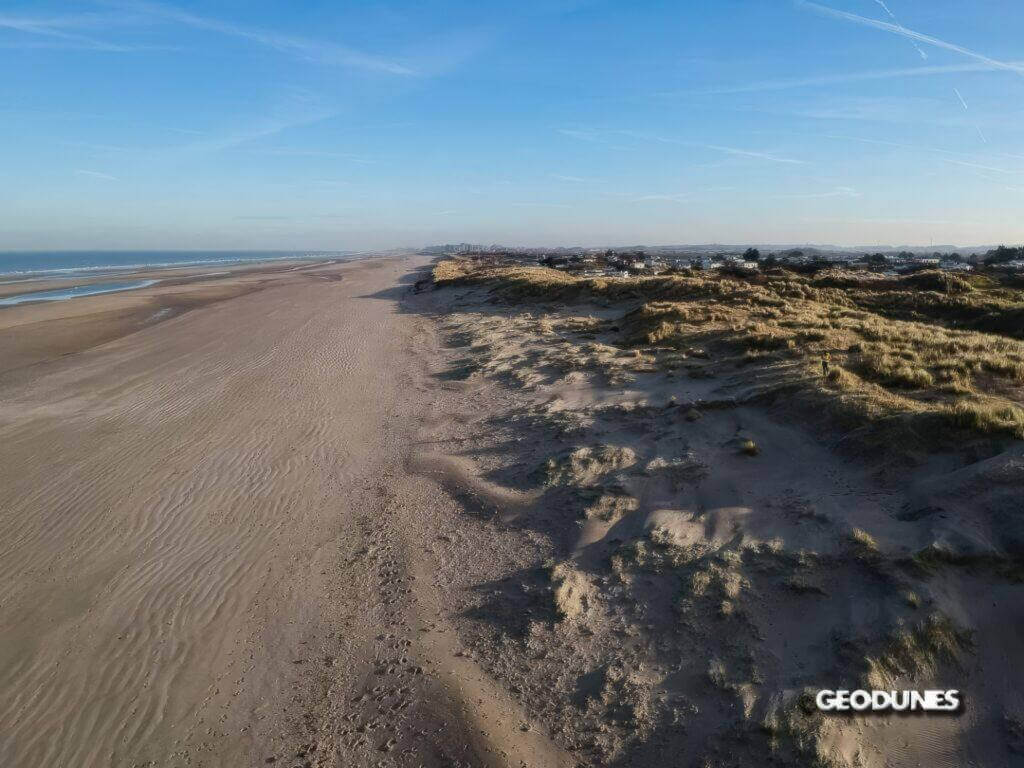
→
(0, 280, 159, 306)
(0, 250, 350, 279)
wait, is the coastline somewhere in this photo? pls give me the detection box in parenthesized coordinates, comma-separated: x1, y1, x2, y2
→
(3, 251, 1021, 767)
(0, 256, 340, 300)
(0, 258, 340, 377)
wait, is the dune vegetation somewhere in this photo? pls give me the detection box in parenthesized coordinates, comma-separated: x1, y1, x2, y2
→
(434, 257, 1024, 445)
(426, 254, 1024, 767)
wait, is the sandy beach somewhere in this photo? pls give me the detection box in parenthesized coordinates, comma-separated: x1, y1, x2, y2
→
(0, 256, 569, 767)
(3, 253, 1023, 767)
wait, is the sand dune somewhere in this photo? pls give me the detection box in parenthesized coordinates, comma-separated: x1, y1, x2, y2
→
(410, 257, 1024, 767)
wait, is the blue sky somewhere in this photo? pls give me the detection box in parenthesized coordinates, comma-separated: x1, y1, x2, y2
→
(1, 0, 1022, 249)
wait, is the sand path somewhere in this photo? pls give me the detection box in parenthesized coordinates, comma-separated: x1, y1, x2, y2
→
(0, 257, 568, 767)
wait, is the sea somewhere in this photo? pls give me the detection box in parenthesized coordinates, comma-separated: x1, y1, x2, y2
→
(0, 251, 352, 304)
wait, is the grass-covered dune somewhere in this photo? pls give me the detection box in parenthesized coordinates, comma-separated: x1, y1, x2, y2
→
(427, 254, 1024, 767)
(434, 257, 1024, 443)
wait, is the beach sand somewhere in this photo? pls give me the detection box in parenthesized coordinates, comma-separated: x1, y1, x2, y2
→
(0, 257, 570, 767)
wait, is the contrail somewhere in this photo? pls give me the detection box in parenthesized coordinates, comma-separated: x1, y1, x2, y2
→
(118, 0, 416, 75)
(684, 62, 1020, 95)
(824, 133, 993, 160)
(868, 5, 988, 148)
(797, 1, 1024, 76)
(702, 144, 806, 164)
(873, 0, 928, 60)
(941, 157, 1013, 174)
(956, 91, 989, 146)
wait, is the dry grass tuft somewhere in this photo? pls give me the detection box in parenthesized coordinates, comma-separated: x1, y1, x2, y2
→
(761, 691, 844, 768)
(584, 491, 639, 522)
(865, 613, 972, 688)
(644, 454, 708, 486)
(549, 562, 594, 620)
(848, 527, 879, 552)
(432, 258, 477, 284)
(544, 444, 638, 486)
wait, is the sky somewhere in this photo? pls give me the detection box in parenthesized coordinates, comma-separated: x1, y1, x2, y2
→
(1, 0, 1023, 250)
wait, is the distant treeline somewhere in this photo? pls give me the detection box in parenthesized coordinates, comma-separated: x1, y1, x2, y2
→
(984, 245, 1024, 265)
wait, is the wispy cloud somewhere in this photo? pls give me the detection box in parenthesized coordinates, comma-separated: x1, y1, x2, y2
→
(970, 171, 1024, 193)
(682, 62, 1014, 95)
(621, 131, 806, 163)
(0, 12, 161, 51)
(556, 128, 606, 143)
(305, 179, 351, 188)
(510, 202, 573, 209)
(561, 128, 806, 164)
(772, 185, 860, 199)
(1, 106, 203, 135)
(74, 169, 118, 180)
(631, 193, 690, 203)
(805, 216, 982, 226)
(433, 210, 458, 215)
(703, 143, 805, 164)
(549, 173, 604, 183)
(180, 111, 339, 155)
(823, 133, 1024, 172)
(822, 133, 966, 158)
(555, 127, 639, 151)
(243, 147, 375, 164)
(123, 1, 415, 75)
(941, 158, 1016, 174)
(797, 1, 1024, 76)
(0, 39, 172, 51)
(784, 94, 948, 124)
(63, 140, 149, 155)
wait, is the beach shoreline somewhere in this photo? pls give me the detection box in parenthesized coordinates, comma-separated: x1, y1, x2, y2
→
(3, 251, 1022, 767)
(0, 258, 347, 379)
